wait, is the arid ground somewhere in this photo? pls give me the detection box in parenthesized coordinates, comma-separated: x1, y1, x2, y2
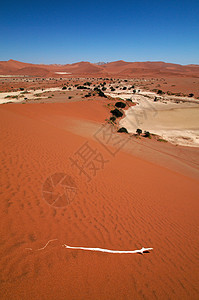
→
(0, 60, 199, 299)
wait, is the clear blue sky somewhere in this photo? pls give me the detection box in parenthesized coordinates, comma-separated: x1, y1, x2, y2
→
(0, 0, 199, 65)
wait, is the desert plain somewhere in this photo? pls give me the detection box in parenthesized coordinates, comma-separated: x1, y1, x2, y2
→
(0, 59, 199, 299)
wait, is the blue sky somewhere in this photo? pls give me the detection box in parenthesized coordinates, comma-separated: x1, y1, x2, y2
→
(0, 0, 199, 64)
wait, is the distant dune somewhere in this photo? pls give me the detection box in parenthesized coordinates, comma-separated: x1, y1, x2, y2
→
(0, 59, 199, 77)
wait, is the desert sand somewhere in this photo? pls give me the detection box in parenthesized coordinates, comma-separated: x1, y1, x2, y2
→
(0, 96, 199, 299)
(0, 60, 199, 299)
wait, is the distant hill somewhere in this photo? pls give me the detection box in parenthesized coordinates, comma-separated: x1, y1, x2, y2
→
(0, 59, 199, 77)
(94, 62, 108, 65)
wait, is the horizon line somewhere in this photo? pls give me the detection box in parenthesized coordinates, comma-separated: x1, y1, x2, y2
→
(2, 59, 199, 67)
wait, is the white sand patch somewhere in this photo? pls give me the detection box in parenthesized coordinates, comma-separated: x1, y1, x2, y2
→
(0, 87, 63, 104)
(105, 89, 199, 147)
(119, 99, 199, 147)
(0, 75, 29, 78)
(152, 129, 199, 147)
(55, 72, 72, 75)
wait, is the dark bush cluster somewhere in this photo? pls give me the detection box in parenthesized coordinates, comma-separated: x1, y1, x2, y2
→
(136, 128, 142, 135)
(110, 108, 123, 118)
(94, 88, 107, 98)
(110, 116, 116, 122)
(115, 101, 126, 108)
(189, 93, 194, 97)
(84, 93, 92, 98)
(77, 86, 90, 90)
(157, 90, 163, 95)
(144, 131, 151, 138)
(118, 127, 128, 133)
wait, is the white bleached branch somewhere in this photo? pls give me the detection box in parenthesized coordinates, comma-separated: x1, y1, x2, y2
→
(63, 244, 153, 254)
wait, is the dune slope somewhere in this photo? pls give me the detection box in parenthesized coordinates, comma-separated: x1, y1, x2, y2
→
(0, 101, 198, 300)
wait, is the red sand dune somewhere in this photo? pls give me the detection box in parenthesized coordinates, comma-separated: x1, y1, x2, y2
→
(0, 59, 199, 77)
(0, 100, 199, 299)
(60, 61, 104, 74)
(15, 67, 51, 76)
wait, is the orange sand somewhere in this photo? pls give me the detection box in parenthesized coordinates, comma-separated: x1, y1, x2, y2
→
(0, 100, 199, 299)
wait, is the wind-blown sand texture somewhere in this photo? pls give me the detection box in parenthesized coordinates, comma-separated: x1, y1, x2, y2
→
(0, 100, 199, 299)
